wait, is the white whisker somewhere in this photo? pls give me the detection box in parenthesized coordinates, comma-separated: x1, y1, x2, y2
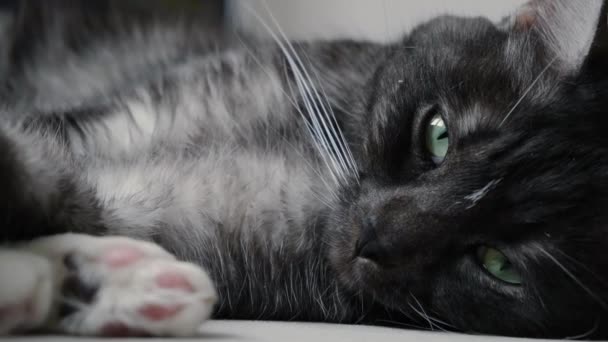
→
(410, 294, 449, 332)
(233, 31, 342, 205)
(292, 64, 351, 184)
(258, 1, 359, 184)
(499, 57, 557, 127)
(553, 249, 608, 288)
(240, 4, 348, 186)
(376, 319, 433, 331)
(285, 48, 353, 185)
(538, 247, 608, 310)
(565, 317, 600, 340)
(407, 302, 436, 331)
(306, 59, 360, 182)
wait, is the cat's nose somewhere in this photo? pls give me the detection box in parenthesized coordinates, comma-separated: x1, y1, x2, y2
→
(355, 216, 388, 263)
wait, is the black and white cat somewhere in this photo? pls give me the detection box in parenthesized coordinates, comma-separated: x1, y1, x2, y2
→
(0, 0, 607, 338)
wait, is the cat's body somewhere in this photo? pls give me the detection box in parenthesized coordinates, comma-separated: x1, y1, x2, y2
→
(0, 1, 384, 325)
(1, 0, 608, 339)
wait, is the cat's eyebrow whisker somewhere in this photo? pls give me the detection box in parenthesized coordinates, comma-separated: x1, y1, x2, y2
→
(293, 64, 351, 185)
(282, 66, 346, 195)
(239, 7, 348, 187)
(305, 57, 360, 182)
(277, 43, 345, 187)
(217, 32, 344, 208)
(255, 1, 360, 185)
(243, 9, 346, 184)
(286, 44, 354, 185)
(499, 56, 557, 127)
(538, 247, 608, 310)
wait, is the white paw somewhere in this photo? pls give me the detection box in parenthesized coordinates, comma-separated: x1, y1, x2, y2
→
(0, 250, 54, 334)
(2, 234, 217, 337)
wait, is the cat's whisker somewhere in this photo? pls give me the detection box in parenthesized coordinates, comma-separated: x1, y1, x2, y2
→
(235, 9, 348, 188)
(410, 294, 449, 332)
(257, 1, 360, 184)
(302, 51, 360, 182)
(564, 317, 600, 340)
(499, 57, 557, 127)
(376, 319, 433, 331)
(289, 50, 353, 185)
(538, 247, 608, 310)
(243, 22, 344, 183)
(395, 307, 427, 329)
(276, 50, 338, 173)
(407, 294, 439, 332)
(307, 74, 360, 183)
(281, 47, 348, 186)
(281, 66, 344, 202)
(530, 283, 549, 314)
(292, 66, 351, 184)
(284, 65, 357, 187)
(407, 302, 437, 331)
(553, 249, 608, 289)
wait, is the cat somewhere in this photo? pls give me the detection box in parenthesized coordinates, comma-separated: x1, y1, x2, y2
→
(0, 0, 607, 339)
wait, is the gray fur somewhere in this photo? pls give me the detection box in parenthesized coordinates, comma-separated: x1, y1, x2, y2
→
(0, 4, 385, 320)
(3, 0, 608, 338)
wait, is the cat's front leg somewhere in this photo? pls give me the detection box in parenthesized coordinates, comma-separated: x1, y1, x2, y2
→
(0, 233, 217, 337)
(0, 249, 54, 333)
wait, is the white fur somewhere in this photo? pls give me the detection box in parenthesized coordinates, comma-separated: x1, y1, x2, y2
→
(0, 250, 54, 333)
(465, 179, 503, 209)
(0, 234, 216, 336)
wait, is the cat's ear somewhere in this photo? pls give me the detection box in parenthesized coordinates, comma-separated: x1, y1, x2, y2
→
(506, 0, 607, 74)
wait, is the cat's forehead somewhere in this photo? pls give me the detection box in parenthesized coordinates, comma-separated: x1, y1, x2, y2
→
(386, 17, 563, 132)
(409, 15, 498, 43)
(404, 15, 550, 83)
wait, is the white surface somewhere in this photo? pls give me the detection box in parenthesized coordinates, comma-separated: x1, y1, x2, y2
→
(12, 321, 550, 342)
(230, 0, 527, 42)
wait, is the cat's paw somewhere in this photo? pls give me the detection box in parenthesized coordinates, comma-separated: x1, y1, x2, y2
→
(0, 250, 54, 334)
(6, 234, 217, 337)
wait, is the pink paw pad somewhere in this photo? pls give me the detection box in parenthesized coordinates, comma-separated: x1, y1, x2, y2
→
(101, 247, 144, 268)
(138, 304, 184, 321)
(155, 271, 195, 292)
(0, 300, 32, 320)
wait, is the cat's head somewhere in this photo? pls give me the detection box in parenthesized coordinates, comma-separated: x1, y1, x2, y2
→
(327, 0, 608, 338)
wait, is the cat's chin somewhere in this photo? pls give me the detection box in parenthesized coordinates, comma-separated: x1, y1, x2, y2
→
(353, 256, 381, 274)
(338, 254, 387, 293)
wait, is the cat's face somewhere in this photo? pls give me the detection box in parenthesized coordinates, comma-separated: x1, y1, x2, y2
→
(327, 0, 608, 338)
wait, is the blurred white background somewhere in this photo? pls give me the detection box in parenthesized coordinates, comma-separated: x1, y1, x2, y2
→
(229, 0, 527, 42)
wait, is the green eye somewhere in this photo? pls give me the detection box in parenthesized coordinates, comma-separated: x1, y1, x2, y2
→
(477, 247, 523, 285)
(425, 114, 449, 164)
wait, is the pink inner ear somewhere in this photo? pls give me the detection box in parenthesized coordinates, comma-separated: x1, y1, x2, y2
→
(101, 247, 144, 268)
(515, 8, 537, 31)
